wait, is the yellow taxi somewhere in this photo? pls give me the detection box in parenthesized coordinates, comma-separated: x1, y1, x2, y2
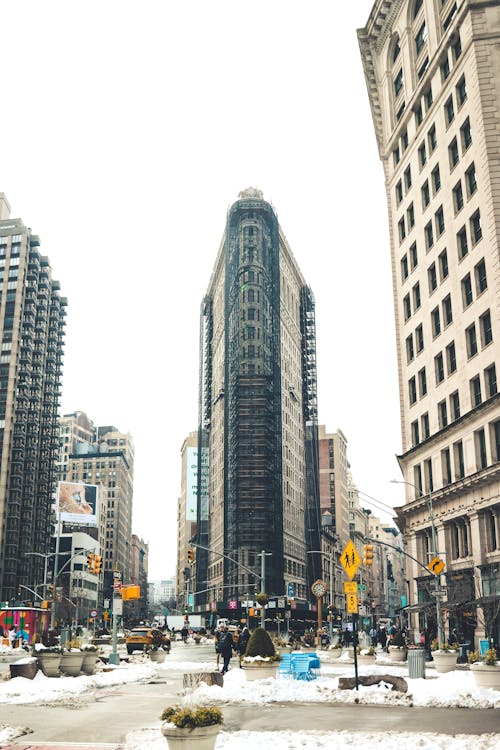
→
(125, 626, 170, 654)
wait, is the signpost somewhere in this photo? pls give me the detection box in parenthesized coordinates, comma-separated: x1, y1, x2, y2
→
(341, 540, 361, 691)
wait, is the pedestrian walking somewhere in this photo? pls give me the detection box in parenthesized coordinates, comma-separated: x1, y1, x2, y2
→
(217, 623, 235, 674)
(8, 625, 16, 649)
(237, 626, 250, 661)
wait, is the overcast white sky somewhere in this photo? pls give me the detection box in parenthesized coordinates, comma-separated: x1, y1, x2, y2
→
(1, 1, 405, 580)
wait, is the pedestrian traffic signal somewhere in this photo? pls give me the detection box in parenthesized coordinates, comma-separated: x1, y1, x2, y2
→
(187, 548, 195, 564)
(87, 553, 94, 570)
(93, 554, 102, 574)
(363, 544, 374, 566)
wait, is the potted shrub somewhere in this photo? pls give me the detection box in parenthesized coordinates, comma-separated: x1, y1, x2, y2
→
(60, 645, 84, 677)
(470, 647, 500, 690)
(357, 646, 376, 664)
(303, 632, 316, 648)
(160, 705, 223, 750)
(241, 627, 280, 681)
(431, 641, 458, 673)
(81, 644, 99, 675)
(36, 645, 62, 677)
(150, 629, 168, 662)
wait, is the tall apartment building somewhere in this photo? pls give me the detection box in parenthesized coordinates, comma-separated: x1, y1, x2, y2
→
(194, 188, 322, 609)
(0, 194, 66, 602)
(130, 534, 148, 622)
(177, 431, 198, 608)
(359, 1, 500, 645)
(58, 413, 134, 605)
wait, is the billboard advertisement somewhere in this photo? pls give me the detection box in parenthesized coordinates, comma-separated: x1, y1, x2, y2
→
(56, 481, 98, 525)
(186, 447, 198, 522)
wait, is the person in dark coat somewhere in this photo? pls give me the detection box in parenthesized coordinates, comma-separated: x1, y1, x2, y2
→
(237, 627, 250, 660)
(217, 623, 235, 674)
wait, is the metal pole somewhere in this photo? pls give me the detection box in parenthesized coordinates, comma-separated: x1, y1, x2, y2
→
(329, 549, 334, 643)
(109, 596, 120, 665)
(50, 517, 61, 631)
(260, 549, 266, 630)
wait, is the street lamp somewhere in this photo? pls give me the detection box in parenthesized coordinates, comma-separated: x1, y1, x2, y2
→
(307, 549, 335, 642)
(391, 478, 444, 647)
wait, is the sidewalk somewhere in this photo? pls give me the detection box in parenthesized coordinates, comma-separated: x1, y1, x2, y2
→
(2, 744, 124, 749)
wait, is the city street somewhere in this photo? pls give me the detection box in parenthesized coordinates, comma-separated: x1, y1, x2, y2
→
(0, 643, 498, 748)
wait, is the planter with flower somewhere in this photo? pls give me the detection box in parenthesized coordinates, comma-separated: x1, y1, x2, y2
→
(241, 627, 280, 681)
(469, 647, 500, 689)
(430, 640, 458, 673)
(160, 705, 223, 750)
(60, 642, 85, 677)
(357, 646, 376, 665)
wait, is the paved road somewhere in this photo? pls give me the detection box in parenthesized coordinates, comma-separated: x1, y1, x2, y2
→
(0, 643, 498, 747)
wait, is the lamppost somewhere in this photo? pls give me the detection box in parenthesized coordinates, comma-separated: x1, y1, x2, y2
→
(391, 478, 444, 647)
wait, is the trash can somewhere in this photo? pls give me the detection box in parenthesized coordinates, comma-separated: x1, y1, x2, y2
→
(407, 648, 426, 678)
(458, 642, 471, 664)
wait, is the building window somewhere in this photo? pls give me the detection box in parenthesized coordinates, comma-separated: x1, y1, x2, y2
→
(444, 96, 455, 126)
(396, 179, 403, 204)
(414, 463, 423, 495)
(404, 165, 412, 191)
(442, 447, 452, 485)
(428, 124, 437, 152)
(466, 323, 478, 358)
(461, 273, 473, 307)
(431, 306, 441, 337)
(485, 364, 497, 398)
(456, 75, 467, 107)
(446, 341, 457, 374)
(454, 441, 465, 479)
(461, 117, 472, 151)
(410, 242, 418, 270)
(465, 163, 477, 196)
(438, 399, 448, 429)
(443, 3, 458, 30)
(406, 334, 415, 363)
(435, 205, 445, 235)
(413, 282, 421, 310)
(449, 137, 459, 169)
(411, 420, 420, 446)
(450, 390, 460, 421)
(404, 293, 411, 321)
(470, 210, 482, 245)
(491, 420, 500, 462)
(418, 141, 427, 168)
(425, 86, 433, 110)
(453, 181, 464, 213)
(441, 55, 450, 81)
(432, 166, 441, 195)
(401, 254, 409, 281)
(475, 258, 487, 295)
(457, 226, 468, 259)
(475, 429, 488, 470)
(402, 130, 409, 151)
(439, 249, 449, 281)
(415, 22, 427, 55)
(409, 376, 417, 405)
(452, 33, 462, 61)
(442, 294, 453, 326)
(407, 203, 415, 229)
(424, 458, 434, 493)
(394, 68, 404, 97)
(416, 324, 424, 353)
(418, 56, 429, 80)
(480, 309, 492, 347)
(415, 102, 423, 127)
(435, 352, 445, 384)
(428, 262, 437, 293)
(398, 217, 406, 243)
(421, 412, 430, 439)
(422, 180, 430, 209)
(393, 147, 401, 166)
(450, 516, 470, 558)
(419, 366, 427, 396)
(470, 375, 482, 407)
(425, 220, 434, 250)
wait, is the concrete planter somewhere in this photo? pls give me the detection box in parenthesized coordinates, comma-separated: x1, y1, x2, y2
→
(471, 662, 500, 690)
(242, 661, 279, 680)
(357, 655, 376, 666)
(388, 646, 407, 662)
(81, 652, 99, 675)
(9, 657, 38, 680)
(37, 652, 61, 677)
(60, 652, 84, 677)
(161, 723, 220, 750)
(150, 649, 166, 663)
(432, 650, 458, 673)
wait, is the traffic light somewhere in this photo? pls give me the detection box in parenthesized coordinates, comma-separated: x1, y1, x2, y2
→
(187, 548, 195, 564)
(93, 554, 102, 574)
(363, 544, 374, 566)
(87, 553, 94, 570)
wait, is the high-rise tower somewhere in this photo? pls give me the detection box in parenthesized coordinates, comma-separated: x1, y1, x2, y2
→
(195, 189, 322, 608)
(0, 193, 66, 601)
(359, 1, 500, 644)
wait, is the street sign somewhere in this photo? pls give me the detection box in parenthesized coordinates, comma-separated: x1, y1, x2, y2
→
(344, 581, 358, 594)
(429, 556, 445, 575)
(358, 584, 366, 591)
(346, 593, 358, 613)
(340, 539, 361, 580)
(89, 609, 98, 618)
(228, 600, 237, 609)
(113, 581, 122, 591)
(113, 570, 122, 580)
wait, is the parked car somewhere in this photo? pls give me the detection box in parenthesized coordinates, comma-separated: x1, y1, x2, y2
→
(125, 627, 170, 654)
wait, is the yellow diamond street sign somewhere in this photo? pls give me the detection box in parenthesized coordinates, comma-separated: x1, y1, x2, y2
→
(429, 556, 445, 576)
(340, 539, 361, 580)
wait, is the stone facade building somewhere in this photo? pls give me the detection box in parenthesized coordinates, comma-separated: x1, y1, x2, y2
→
(359, 1, 500, 646)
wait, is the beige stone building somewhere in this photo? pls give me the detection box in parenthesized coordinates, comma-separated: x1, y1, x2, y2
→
(359, 1, 500, 646)
(176, 431, 198, 608)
